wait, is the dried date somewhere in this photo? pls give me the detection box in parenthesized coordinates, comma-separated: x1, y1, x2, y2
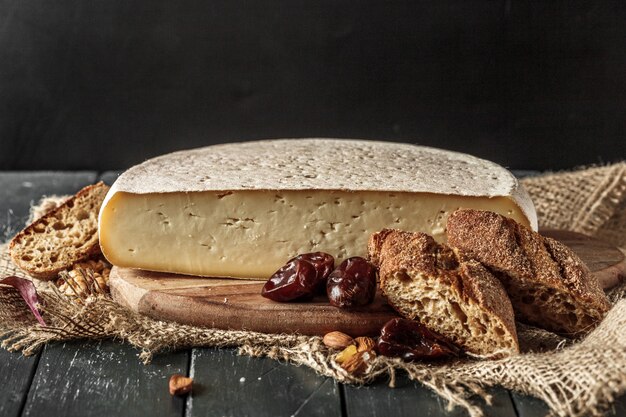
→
(377, 318, 460, 361)
(296, 252, 335, 292)
(261, 252, 334, 302)
(327, 257, 377, 308)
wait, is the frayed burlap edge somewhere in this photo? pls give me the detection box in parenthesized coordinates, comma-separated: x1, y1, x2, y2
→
(521, 162, 626, 247)
(2, 269, 626, 417)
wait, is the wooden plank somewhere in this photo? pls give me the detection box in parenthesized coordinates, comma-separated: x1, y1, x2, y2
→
(21, 340, 188, 417)
(344, 375, 517, 417)
(0, 348, 39, 417)
(510, 393, 549, 417)
(612, 398, 626, 417)
(511, 392, 626, 417)
(0, 172, 99, 416)
(0, 171, 98, 241)
(16, 171, 192, 417)
(99, 171, 122, 186)
(187, 347, 341, 417)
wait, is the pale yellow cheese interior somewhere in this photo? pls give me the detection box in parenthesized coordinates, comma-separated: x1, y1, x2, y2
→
(99, 190, 531, 279)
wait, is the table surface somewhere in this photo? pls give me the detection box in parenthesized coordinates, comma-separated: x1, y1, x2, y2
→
(1, 171, 625, 417)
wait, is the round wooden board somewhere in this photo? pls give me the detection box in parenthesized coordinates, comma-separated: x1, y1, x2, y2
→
(110, 230, 626, 336)
(110, 269, 397, 336)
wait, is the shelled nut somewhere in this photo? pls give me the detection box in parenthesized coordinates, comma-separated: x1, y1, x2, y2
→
(335, 344, 358, 365)
(341, 350, 376, 376)
(169, 374, 193, 396)
(354, 336, 376, 353)
(323, 331, 354, 350)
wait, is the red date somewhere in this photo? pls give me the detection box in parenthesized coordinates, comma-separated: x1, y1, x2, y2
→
(261, 252, 334, 302)
(377, 318, 460, 361)
(327, 257, 377, 308)
(297, 252, 335, 292)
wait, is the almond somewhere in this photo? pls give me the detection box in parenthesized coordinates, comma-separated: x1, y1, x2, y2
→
(323, 331, 354, 350)
(354, 336, 376, 353)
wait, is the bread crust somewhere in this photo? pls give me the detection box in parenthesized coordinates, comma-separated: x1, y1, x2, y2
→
(9, 182, 110, 280)
(446, 209, 611, 335)
(368, 229, 519, 356)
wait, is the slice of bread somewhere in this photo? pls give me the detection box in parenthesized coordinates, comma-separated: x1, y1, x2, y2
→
(369, 229, 519, 358)
(446, 209, 611, 336)
(9, 182, 110, 280)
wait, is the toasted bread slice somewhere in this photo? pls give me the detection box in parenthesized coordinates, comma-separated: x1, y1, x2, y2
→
(9, 182, 110, 280)
(446, 209, 611, 336)
(369, 229, 519, 358)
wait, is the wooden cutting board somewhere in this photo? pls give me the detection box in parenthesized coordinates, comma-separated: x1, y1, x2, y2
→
(110, 230, 626, 336)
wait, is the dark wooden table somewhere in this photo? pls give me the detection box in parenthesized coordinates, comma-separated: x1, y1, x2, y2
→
(1, 171, 625, 417)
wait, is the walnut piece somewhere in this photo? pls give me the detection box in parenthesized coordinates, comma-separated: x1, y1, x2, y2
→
(341, 350, 376, 376)
(56, 258, 111, 298)
(333, 335, 377, 375)
(169, 374, 193, 396)
(354, 336, 376, 353)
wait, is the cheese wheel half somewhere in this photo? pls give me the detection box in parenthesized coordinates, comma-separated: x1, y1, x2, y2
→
(99, 139, 536, 279)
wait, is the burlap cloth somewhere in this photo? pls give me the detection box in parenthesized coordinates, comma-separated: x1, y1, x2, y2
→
(1, 163, 625, 417)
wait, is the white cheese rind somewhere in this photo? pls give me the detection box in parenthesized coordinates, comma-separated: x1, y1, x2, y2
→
(99, 139, 538, 278)
(99, 190, 532, 279)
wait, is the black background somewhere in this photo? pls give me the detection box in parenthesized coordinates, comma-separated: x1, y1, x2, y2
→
(1, 0, 625, 171)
